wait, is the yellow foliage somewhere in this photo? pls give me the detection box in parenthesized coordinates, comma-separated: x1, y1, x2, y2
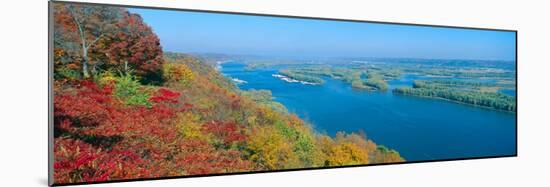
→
(315, 132, 372, 166)
(246, 115, 257, 126)
(326, 142, 369, 166)
(312, 135, 333, 165)
(163, 63, 195, 86)
(257, 106, 280, 125)
(175, 112, 210, 142)
(247, 125, 299, 170)
(96, 70, 117, 86)
(369, 145, 405, 163)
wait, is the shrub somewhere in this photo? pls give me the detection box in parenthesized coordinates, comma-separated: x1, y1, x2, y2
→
(112, 73, 152, 107)
(326, 142, 369, 166)
(174, 139, 253, 175)
(175, 112, 206, 141)
(247, 125, 299, 170)
(314, 132, 371, 167)
(57, 67, 81, 81)
(54, 81, 191, 183)
(273, 120, 315, 163)
(95, 70, 117, 86)
(162, 63, 195, 86)
(54, 138, 148, 183)
(202, 121, 247, 148)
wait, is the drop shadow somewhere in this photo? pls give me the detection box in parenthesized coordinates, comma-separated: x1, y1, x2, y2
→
(36, 177, 49, 186)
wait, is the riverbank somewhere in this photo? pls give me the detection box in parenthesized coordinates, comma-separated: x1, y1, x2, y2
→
(221, 62, 516, 161)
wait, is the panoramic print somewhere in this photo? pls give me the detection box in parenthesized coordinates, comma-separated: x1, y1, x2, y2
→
(51, 2, 516, 185)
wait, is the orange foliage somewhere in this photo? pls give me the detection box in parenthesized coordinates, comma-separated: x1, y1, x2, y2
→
(52, 3, 405, 182)
(162, 63, 195, 85)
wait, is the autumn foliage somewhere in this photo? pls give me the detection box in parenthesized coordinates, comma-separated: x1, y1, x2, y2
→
(162, 62, 195, 86)
(52, 2, 403, 185)
(53, 3, 163, 83)
(54, 80, 251, 183)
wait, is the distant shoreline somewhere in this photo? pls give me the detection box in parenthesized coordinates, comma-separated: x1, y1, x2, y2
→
(392, 92, 516, 114)
(272, 74, 320, 85)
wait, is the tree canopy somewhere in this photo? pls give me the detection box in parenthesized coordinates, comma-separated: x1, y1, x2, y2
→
(54, 4, 163, 83)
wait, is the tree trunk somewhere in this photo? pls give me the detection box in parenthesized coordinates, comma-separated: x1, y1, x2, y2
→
(68, 7, 90, 79)
(82, 46, 89, 78)
(124, 60, 129, 74)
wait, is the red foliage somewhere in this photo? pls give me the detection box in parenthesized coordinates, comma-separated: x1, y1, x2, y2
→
(55, 81, 184, 137)
(202, 121, 247, 146)
(102, 12, 164, 79)
(54, 81, 254, 183)
(175, 139, 253, 175)
(54, 138, 148, 183)
(54, 81, 194, 183)
(54, 81, 115, 128)
(54, 4, 164, 83)
(52, 4, 261, 184)
(149, 88, 181, 104)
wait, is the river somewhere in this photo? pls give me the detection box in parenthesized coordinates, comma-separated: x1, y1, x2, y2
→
(221, 62, 516, 162)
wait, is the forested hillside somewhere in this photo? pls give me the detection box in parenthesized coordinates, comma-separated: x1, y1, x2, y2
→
(52, 3, 403, 184)
(393, 80, 516, 112)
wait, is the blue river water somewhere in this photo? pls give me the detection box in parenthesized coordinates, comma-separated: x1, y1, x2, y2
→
(221, 62, 516, 162)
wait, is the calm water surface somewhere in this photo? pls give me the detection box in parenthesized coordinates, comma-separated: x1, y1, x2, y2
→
(222, 62, 516, 162)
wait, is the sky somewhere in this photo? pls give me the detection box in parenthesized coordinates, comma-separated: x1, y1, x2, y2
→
(129, 8, 516, 61)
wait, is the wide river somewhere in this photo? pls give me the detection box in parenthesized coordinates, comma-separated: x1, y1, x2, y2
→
(221, 62, 516, 162)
